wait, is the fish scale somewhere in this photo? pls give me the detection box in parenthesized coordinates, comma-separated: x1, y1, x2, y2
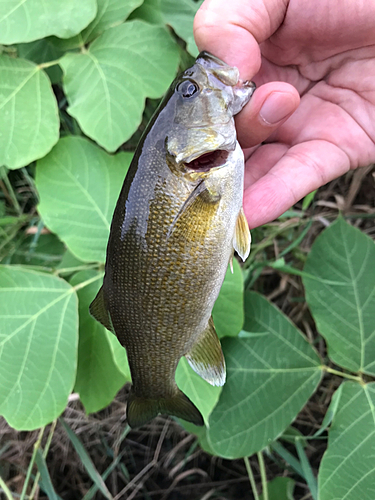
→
(90, 52, 255, 428)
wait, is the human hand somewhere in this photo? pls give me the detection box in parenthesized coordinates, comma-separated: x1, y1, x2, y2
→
(194, 0, 375, 228)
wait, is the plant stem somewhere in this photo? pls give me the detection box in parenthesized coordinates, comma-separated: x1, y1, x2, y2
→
(72, 273, 104, 292)
(323, 366, 363, 382)
(257, 451, 268, 500)
(20, 427, 45, 500)
(0, 175, 21, 214)
(54, 263, 99, 275)
(29, 420, 57, 499)
(244, 456, 259, 500)
(38, 59, 62, 69)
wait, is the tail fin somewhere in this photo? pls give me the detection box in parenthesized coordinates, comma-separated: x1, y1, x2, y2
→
(127, 390, 204, 428)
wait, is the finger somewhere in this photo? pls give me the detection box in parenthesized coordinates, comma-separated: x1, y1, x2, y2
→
(243, 140, 351, 229)
(244, 143, 289, 189)
(194, 0, 288, 79)
(235, 82, 300, 148)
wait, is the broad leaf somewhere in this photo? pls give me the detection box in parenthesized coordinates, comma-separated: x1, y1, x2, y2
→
(52, 0, 144, 50)
(319, 382, 375, 500)
(106, 334, 132, 380)
(60, 20, 179, 152)
(176, 358, 222, 425)
(36, 136, 132, 263)
(81, 0, 144, 43)
(71, 270, 127, 414)
(0, 55, 59, 170)
(207, 292, 322, 459)
(57, 250, 88, 277)
(17, 39, 65, 84)
(10, 233, 65, 268)
(179, 421, 216, 455)
(0, 266, 78, 430)
(260, 477, 295, 500)
(213, 258, 244, 338)
(303, 217, 375, 375)
(160, 0, 203, 56)
(130, 0, 164, 24)
(0, 0, 96, 44)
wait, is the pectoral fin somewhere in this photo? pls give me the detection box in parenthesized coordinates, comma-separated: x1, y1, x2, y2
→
(167, 180, 220, 239)
(233, 207, 251, 261)
(89, 286, 114, 333)
(185, 317, 226, 386)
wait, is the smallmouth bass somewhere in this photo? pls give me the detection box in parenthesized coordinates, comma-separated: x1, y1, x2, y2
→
(90, 52, 255, 428)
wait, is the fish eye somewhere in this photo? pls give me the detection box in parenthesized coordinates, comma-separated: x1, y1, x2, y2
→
(177, 79, 199, 98)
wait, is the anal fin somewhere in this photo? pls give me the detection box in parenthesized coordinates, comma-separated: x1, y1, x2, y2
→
(233, 207, 251, 261)
(89, 286, 114, 333)
(185, 317, 226, 386)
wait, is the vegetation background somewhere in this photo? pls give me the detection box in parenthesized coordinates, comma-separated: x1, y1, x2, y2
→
(0, 0, 374, 499)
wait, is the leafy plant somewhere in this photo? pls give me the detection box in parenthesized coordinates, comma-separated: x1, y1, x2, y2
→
(0, 1, 374, 499)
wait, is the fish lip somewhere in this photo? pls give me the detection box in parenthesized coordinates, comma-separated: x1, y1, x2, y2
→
(175, 139, 236, 165)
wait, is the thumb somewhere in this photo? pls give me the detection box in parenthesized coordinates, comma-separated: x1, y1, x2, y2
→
(194, 0, 298, 147)
(194, 0, 289, 80)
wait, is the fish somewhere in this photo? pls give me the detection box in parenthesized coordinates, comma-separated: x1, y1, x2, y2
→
(90, 52, 255, 428)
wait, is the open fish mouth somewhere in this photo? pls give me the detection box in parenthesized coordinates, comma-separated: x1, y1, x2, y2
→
(184, 149, 229, 172)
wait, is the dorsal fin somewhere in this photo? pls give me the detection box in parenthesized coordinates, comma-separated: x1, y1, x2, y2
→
(89, 286, 114, 333)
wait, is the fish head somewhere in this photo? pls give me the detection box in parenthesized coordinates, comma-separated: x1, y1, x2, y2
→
(165, 51, 255, 169)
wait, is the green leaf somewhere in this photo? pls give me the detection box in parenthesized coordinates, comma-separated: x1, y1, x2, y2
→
(179, 420, 216, 455)
(130, 0, 164, 24)
(17, 39, 65, 84)
(260, 477, 295, 500)
(81, 0, 144, 43)
(319, 382, 375, 500)
(10, 233, 65, 268)
(160, 0, 203, 56)
(0, 266, 78, 430)
(60, 20, 179, 152)
(0, 55, 59, 170)
(303, 217, 375, 375)
(176, 357, 222, 425)
(206, 292, 322, 459)
(36, 136, 131, 263)
(302, 189, 316, 210)
(52, 0, 144, 51)
(71, 270, 127, 414)
(0, 0, 97, 44)
(212, 258, 244, 338)
(57, 250, 88, 277)
(314, 383, 343, 437)
(106, 333, 132, 381)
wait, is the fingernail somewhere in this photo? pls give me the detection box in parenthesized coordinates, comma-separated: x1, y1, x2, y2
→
(260, 92, 295, 125)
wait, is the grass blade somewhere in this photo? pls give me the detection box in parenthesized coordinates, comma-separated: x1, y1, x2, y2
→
(35, 449, 60, 500)
(295, 439, 318, 500)
(59, 417, 113, 500)
(0, 476, 15, 500)
(270, 441, 304, 478)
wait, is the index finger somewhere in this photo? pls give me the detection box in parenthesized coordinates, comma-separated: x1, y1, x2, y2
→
(193, 0, 289, 79)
